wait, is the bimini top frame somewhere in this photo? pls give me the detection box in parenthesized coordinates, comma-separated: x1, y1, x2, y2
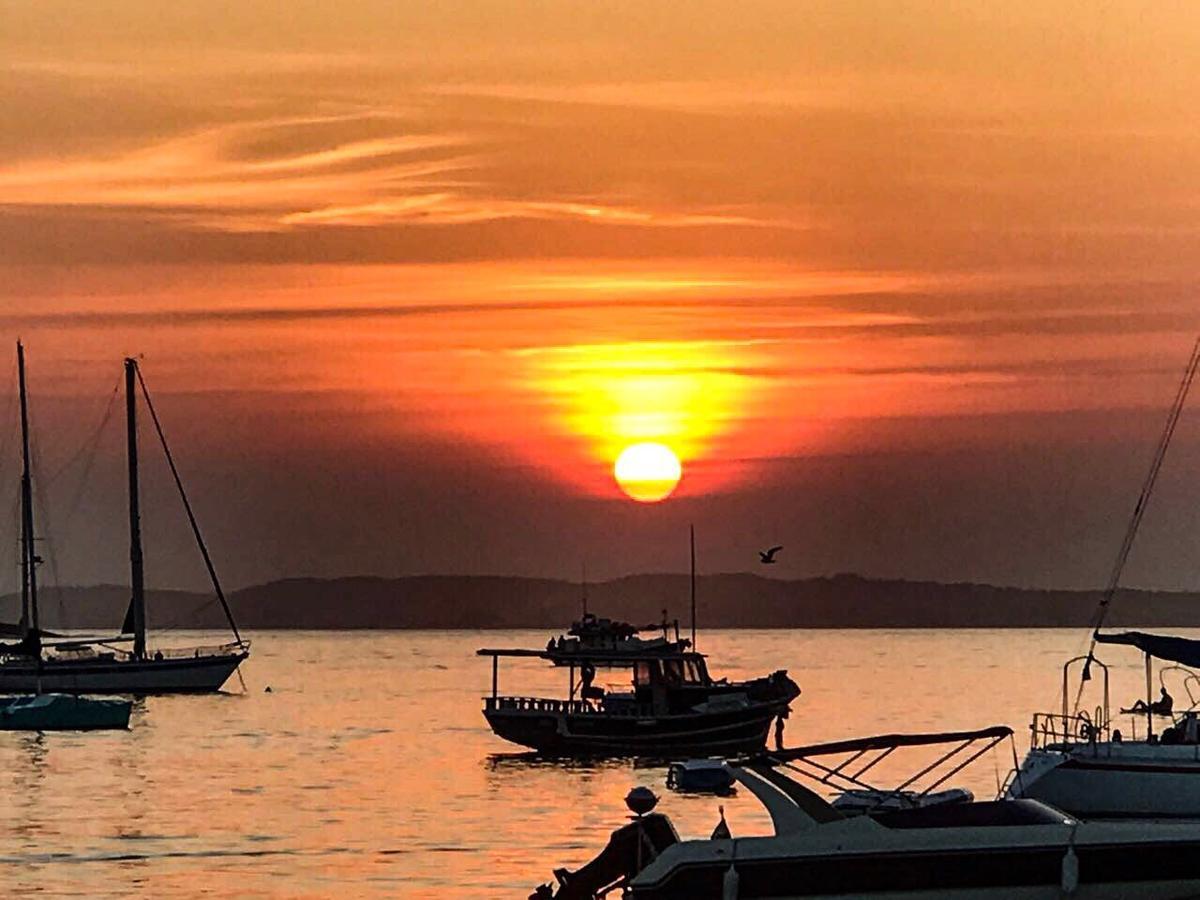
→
(739, 725, 1017, 811)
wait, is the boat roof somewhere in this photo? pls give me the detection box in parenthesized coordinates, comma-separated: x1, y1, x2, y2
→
(1095, 630, 1200, 667)
(476, 647, 706, 662)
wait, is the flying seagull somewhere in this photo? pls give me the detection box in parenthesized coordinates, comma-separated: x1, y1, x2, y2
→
(759, 545, 783, 564)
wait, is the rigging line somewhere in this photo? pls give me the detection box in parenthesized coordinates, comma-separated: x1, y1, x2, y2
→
(153, 594, 221, 633)
(27, 427, 66, 628)
(43, 378, 120, 486)
(133, 365, 244, 647)
(0, 360, 19, 505)
(54, 377, 122, 544)
(1076, 335, 1200, 706)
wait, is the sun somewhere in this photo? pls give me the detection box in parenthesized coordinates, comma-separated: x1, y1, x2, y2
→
(614, 442, 682, 502)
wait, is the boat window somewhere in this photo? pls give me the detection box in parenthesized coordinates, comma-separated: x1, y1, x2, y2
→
(663, 659, 684, 685)
(684, 659, 703, 684)
(634, 662, 653, 686)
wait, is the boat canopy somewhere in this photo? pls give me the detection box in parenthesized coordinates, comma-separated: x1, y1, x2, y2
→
(755, 725, 1013, 764)
(1095, 630, 1200, 667)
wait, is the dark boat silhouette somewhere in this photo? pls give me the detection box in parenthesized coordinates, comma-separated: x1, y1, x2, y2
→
(477, 639, 798, 756)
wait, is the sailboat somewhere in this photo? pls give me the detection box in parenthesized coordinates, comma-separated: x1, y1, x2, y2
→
(1007, 337, 1200, 817)
(0, 346, 249, 694)
(0, 342, 131, 729)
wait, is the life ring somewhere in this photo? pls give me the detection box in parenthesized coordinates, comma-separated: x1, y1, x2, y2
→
(1077, 712, 1095, 741)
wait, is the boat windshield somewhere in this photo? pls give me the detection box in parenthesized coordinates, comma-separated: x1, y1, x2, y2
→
(633, 657, 707, 687)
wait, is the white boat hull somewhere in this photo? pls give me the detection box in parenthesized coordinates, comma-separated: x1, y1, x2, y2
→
(691, 885, 1200, 899)
(1010, 744, 1200, 818)
(630, 821, 1200, 898)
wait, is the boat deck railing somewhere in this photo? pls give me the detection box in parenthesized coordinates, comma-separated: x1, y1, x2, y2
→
(46, 641, 249, 663)
(148, 641, 249, 660)
(485, 695, 651, 716)
(1030, 711, 1109, 749)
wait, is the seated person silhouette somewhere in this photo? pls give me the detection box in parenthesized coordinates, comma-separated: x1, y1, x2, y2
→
(580, 662, 604, 703)
(1123, 686, 1174, 716)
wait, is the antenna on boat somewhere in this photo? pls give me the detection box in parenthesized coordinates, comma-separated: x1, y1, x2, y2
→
(581, 562, 588, 618)
(690, 524, 697, 650)
(1080, 335, 1200, 686)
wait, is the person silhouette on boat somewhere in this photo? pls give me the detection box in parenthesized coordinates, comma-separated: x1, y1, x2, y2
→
(1126, 686, 1173, 716)
(580, 661, 604, 706)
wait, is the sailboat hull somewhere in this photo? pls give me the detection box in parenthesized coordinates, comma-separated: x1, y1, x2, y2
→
(0, 650, 247, 694)
(1010, 744, 1200, 818)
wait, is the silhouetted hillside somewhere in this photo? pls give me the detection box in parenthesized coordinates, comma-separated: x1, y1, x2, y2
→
(7, 574, 1200, 630)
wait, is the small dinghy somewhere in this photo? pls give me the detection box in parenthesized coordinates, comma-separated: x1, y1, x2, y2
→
(666, 759, 735, 794)
(0, 693, 131, 731)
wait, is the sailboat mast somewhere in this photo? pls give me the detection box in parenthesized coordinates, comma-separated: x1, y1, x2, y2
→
(17, 342, 39, 642)
(126, 358, 147, 660)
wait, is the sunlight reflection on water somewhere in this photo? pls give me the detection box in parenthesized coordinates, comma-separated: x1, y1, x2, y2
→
(0, 628, 1175, 897)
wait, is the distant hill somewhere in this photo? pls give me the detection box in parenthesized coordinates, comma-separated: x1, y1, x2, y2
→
(6, 573, 1200, 630)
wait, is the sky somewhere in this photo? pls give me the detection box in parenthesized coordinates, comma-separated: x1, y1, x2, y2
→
(2, 1, 1200, 593)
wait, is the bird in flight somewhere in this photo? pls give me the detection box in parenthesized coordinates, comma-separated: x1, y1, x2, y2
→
(759, 545, 783, 564)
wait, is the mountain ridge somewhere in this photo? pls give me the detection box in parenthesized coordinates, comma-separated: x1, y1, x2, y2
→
(4, 573, 1200, 630)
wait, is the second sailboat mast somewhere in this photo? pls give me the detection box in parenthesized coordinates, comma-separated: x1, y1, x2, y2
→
(126, 358, 147, 660)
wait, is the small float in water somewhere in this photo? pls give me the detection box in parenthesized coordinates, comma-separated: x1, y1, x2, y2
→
(666, 759, 735, 794)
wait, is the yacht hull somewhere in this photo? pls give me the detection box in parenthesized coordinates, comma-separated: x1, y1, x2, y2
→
(0, 651, 247, 694)
(629, 833, 1200, 898)
(1009, 745, 1200, 818)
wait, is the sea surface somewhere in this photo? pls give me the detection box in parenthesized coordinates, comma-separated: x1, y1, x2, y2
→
(0, 627, 1185, 897)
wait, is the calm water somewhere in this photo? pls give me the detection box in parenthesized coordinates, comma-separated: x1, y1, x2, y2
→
(0, 628, 1182, 897)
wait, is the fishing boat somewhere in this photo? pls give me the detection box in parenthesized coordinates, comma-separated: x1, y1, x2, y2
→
(482, 527, 798, 757)
(1008, 337, 1200, 817)
(534, 726, 1200, 899)
(478, 643, 799, 756)
(0, 346, 248, 694)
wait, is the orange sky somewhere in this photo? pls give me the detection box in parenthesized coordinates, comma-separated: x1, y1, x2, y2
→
(2, 2, 1200, 590)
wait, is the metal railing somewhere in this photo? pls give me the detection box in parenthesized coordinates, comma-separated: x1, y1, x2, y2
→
(1030, 710, 1108, 750)
(147, 641, 248, 660)
(485, 695, 652, 716)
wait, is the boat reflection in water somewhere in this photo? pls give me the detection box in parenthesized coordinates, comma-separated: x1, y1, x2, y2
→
(534, 726, 1200, 899)
(478, 614, 798, 757)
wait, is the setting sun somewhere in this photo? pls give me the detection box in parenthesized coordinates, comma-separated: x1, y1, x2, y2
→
(613, 442, 682, 502)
